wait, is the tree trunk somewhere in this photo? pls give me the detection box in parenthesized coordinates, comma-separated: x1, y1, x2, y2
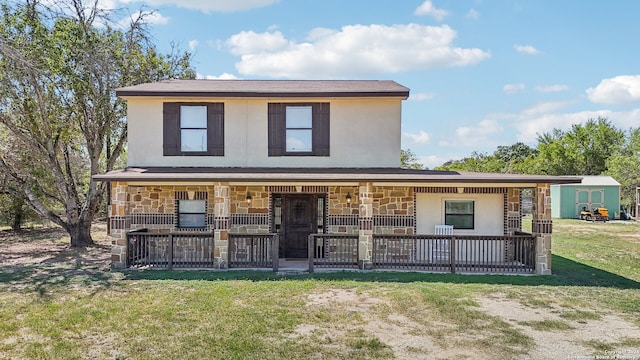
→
(10, 196, 24, 231)
(11, 210, 22, 231)
(68, 220, 94, 247)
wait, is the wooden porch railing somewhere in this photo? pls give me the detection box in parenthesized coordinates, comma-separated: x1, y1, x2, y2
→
(308, 234, 359, 272)
(126, 231, 215, 269)
(372, 234, 536, 274)
(228, 233, 279, 271)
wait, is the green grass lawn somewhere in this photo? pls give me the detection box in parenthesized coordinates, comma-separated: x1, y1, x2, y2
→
(1, 219, 639, 359)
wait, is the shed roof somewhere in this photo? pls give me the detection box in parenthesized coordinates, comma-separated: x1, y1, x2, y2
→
(116, 80, 410, 99)
(577, 175, 621, 186)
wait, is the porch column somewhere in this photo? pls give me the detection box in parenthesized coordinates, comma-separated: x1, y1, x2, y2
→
(110, 181, 130, 269)
(214, 183, 230, 269)
(532, 183, 553, 275)
(358, 182, 373, 269)
(506, 188, 522, 234)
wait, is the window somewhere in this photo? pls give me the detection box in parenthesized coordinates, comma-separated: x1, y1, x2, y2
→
(163, 103, 224, 156)
(180, 106, 207, 152)
(286, 106, 313, 152)
(268, 103, 329, 156)
(178, 200, 206, 228)
(444, 200, 474, 229)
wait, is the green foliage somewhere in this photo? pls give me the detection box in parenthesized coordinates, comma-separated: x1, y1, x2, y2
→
(605, 128, 640, 207)
(0, 1, 195, 245)
(533, 117, 625, 175)
(436, 143, 537, 173)
(400, 148, 425, 169)
(0, 193, 39, 229)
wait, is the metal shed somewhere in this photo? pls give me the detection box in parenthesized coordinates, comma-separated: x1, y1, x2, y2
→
(551, 176, 621, 219)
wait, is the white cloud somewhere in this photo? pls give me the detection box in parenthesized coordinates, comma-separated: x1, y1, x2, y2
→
(515, 110, 615, 143)
(118, 0, 279, 13)
(225, 24, 490, 78)
(188, 39, 199, 51)
(504, 83, 525, 94)
(196, 72, 239, 79)
(404, 130, 431, 144)
(410, 92, 436, 101)
(520, 100, 575, 117)
(514, 44, 541, 55)
(418, 154, 451, 169)
(439, 119, 503, 148)
(534, 84, 569, 93)
(511, 101, 640, 143)
(414, 1, 449, 21)
(207, 39, 223, 50)
(466, 9, 480, 19)
(226, 30, 290, 56)
(586, 75, 640, 105)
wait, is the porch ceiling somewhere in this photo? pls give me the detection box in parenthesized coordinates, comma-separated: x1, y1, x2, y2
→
(93, 167, 582, 185)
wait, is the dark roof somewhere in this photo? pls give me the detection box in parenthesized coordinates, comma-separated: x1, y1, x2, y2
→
(115, 80, 410, 98)
(93, 167, 582, 185)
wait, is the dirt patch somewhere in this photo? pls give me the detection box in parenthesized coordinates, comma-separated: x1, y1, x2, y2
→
(478, 293, 640, 359)
(299, 289, 491, 360)
(296, 289, 640, 360)
(0, 223, 112, 290)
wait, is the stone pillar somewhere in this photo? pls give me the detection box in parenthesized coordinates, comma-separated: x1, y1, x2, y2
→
(532, 183, 552, 275)
(214, 183, 230, 269)
(358, 182, 373, 269)
(506, 188, 522, 235)
(110, 181, 130, 269)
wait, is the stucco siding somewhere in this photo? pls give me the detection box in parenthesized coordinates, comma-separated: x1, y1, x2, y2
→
(127, 97, 401, 168)
(415, 193, 504, 235)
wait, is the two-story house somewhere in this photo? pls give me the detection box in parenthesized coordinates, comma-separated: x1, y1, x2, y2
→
(95, 80, 580, 275)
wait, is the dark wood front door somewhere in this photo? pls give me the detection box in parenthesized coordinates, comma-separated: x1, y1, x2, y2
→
(282, 194, 317, 258)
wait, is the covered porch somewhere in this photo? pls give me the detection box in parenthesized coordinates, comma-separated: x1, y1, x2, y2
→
(94, 167, 580, 275)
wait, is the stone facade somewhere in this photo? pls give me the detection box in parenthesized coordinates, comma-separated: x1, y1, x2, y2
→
(532, 183, 553, 275)
(108, 182, 542, 273)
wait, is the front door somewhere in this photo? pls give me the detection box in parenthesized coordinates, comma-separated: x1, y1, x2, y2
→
(282, 194, 317, 258)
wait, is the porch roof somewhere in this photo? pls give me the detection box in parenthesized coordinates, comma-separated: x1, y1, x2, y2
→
(116, 79, 410, 99)
(93, 167, 582, 185)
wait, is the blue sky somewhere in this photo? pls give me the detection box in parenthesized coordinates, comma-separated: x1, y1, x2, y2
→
(89, 0, 640, 168)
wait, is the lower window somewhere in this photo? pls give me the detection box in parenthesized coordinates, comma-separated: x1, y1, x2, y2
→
(178, 200, 206, 228)
(444, 200, 474, 229)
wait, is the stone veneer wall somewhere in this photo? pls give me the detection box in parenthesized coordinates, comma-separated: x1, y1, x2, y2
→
(229, 186, 270, 233)
(372, 186, 415, 235)
(328, 186, 359, 235)
(506, 188, 522, 235)
(109, 183, 222, 268)
(532, 183, 553, 275)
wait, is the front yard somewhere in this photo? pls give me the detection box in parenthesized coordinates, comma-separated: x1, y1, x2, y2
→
(1, 220, 639, 359)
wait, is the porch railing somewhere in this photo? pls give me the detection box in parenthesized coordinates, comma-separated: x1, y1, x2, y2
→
(228, 233, 279, 271)
(372, 234, 536, 274)
(127, 231, 215, 269)
(308, 234, 359, 272)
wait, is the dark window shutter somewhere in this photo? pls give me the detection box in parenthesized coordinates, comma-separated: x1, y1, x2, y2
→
(268, 103, 285, 156)
(312, 103, 330, 156)
(163, 103, 179, 156)
(207, 103, 224, 156)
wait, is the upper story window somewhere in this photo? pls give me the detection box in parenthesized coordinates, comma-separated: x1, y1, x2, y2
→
(444, 200, 475, 229)
(268, 103, 330, 156)
(163, 102, 224, 156)
(180, 106, 207, 152)
(286, 106, 313, 152)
